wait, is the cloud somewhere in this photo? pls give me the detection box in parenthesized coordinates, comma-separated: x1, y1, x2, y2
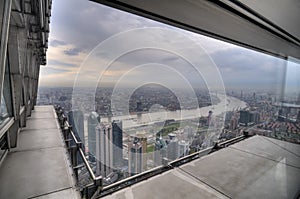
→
(40, 67, 70, 75)
(209, 47, 286, 89)
(63, 48, 82, 56)
(49, 39, 67, 47)
(48, 59, 76, 67)
(211, 47, 285, 73)
(41, 0, 292, 92)
(49, 0, 165, 51)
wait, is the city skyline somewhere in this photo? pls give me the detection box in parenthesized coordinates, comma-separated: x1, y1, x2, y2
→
(37, 84, 300, 184)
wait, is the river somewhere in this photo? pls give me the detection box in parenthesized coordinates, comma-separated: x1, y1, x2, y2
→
(100, 94, 247, 129)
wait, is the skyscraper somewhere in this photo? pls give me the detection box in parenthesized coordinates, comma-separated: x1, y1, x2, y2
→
(239, 110, 251, 126)
(154, 137, 167, 166)
(136, 131, 147, 171)
(178, 140, 189, 158)
(68, 110, 84, 149)
(96, 123, 113, 178)
(167, 133, 178, 161)
(250, 111, 260, 124)
(136, 101, 142, 112)
(112, 120, 123, 168)
(230, 117, 238, 130)
(88, 112, 100, 161)
(207, 110, 213, 126)
(136, 101, 142, 123)
(225, 111, 234, 123)
(128, 137, 144, 176)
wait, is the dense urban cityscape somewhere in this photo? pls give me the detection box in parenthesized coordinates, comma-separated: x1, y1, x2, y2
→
(37, 86, 300, 186)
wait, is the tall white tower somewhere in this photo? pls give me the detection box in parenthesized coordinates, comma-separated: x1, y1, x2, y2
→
(96, 123, 113, 178)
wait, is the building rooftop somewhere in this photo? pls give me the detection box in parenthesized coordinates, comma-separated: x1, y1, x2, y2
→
(103, 135, 300, 199)
(0, 106, 80, 199)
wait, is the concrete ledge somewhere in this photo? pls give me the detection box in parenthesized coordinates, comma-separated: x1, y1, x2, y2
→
(104, 135, 300, 199)
(0, 106, 80, 199)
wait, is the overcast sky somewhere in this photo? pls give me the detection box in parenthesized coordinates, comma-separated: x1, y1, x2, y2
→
(39, 0, 300, 94)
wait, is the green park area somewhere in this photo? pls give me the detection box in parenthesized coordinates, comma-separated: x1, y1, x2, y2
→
(147, 144, 155, 153)
(156, 122, 180, 137)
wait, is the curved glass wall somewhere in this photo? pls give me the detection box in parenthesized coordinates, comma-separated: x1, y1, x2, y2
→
(37, 0, 300, 189)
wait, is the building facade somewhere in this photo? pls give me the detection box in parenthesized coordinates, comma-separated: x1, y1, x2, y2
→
(128, 137, 144, 176)
(96, 123, 113, 178)
(167, 133, 178, 161)
(112, 120, 123, 168)
(178, 140, 189, 158)
(0, 0, 51, 160)
(88, 111, 100, 160)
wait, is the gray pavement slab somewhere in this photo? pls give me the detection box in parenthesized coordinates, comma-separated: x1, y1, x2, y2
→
(105, 169, 228, 199)
(230, 135, 300, 168)
(263, 136, 300, 157)
(0, 106, 80, 199)
(0, 148, 73, 199)
(104, 136, 300, 199)
(25, 118, 59, 130)
(33, 106, 55, 112)
(182, 146, 300, 199)
(12, 129, 63, 152)
(30, 111, 56, 119)
(33, 188, 79, 199)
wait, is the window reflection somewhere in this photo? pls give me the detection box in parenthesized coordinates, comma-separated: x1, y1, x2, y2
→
(0, 95, 8, 125)
(0, 53, 12, 125)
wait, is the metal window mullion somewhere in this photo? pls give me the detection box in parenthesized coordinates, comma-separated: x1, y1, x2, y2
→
(0, 0, 12, 106)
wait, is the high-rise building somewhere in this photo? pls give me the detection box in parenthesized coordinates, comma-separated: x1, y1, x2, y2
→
(154, 137, 167, 166)
(96, 123, 113, 178)
(68, 110, 84, 149)
(107, 111, 113, 123)
(239, 110, 251, 126)
(128, 137, 144, 176)
(88, 112, 100, 161)
(250, 111, 260, 124)
(225, 111, 234, 122)
(136, 101, 142, 123)
(135, 131, 147, 171)
(136, 101, 142, 112)
(112, 120, 123, 168)
(182, 126, 194, 141)
(230, 117, 238, 130)
(207, 110, 213, 126)
(167, 133, 178, 161)
(178, 140, 189, 158)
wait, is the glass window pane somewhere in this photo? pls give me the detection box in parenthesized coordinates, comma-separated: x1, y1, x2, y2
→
(0, 53, 12, 125)
(0, 94, 8, 124)
(43, 0, 300, 188)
